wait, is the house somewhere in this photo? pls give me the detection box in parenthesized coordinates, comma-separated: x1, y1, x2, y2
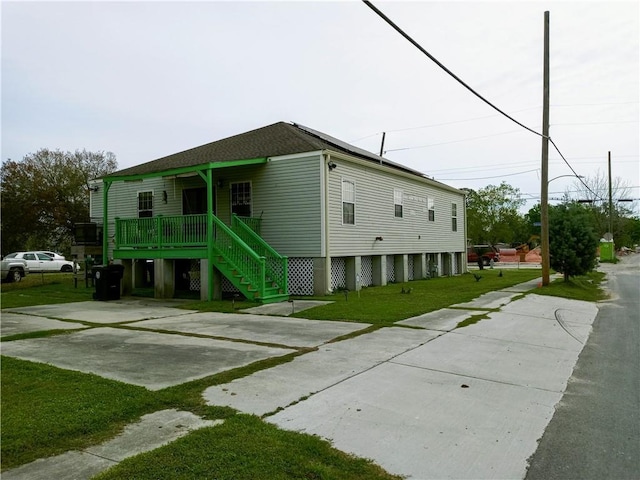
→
(87, 121, 467, 302)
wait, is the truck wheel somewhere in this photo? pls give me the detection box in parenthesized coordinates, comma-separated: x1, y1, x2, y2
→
(9, 268, 22, 282)
(483, 257, 490, 266)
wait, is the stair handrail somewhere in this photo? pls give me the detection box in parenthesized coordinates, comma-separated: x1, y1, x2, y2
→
(211, 215, 267, 298)
(232, 214, 288, 294)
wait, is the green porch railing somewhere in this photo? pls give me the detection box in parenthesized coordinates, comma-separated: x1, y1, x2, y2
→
(115, 215, 208, 248)
(235, 215, 262, 235)
(232, 215, 288, 294)
(114, 214, 287, 302)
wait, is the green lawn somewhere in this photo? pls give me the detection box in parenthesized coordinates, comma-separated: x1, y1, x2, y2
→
(288, 269, 543, 324)
(1, 273, 94, 308)
(1, 267, 607, 478)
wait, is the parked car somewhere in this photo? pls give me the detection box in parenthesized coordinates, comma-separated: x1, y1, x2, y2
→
(467, 245, 500, 266)
(37, 251, 82, 270)
(3, 252, 78, 273)
(38, 251, 66, 261)
(1, 256, 29, 282)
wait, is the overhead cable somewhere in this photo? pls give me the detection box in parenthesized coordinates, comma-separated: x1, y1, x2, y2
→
(361, 0, 542, 137)
(361, 0, 606, 201)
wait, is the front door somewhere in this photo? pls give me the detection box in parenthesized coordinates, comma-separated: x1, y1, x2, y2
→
(182, 187, 214, 215)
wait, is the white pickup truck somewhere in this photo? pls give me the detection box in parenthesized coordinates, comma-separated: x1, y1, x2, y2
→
(1, 257, 29, 282)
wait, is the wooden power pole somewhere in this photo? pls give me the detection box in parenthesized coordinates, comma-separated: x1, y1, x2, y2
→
(608, 151, 613, 235)
(541, 11, 551, 286)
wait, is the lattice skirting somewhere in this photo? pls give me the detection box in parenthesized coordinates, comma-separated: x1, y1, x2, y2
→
(387, 256, 396, 283)
(288, 258, 314, 296)
(331, 257, 347, 290)
(361, 256, 373, 287)
(216, 252, 464, 296)
(408, 255, 414, 281)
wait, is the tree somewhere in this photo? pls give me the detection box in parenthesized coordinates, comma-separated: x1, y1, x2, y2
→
(549, 202, 599, 282)
(566, 170, 634, 247)
(464, 182, 526, 245)
(0, 149, 117, 256)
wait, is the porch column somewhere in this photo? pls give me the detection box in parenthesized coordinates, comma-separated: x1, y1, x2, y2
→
(345, 256, 362, 292)
(200, 259, 221, 301)
(372, 255, 387, 286)
(394, 254, 409, 283)
(121, 259, 133, 296)
(413, 253, 427, 280)
(154, 259, 175, 299)
(313, 257, 329, 295)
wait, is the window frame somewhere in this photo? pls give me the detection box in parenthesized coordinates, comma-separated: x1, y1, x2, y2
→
(451, 202, 458, 231)
(394, 188, 403, 218)
(137, 191, 153, 218)
(230, 181, 252, 218)
(428, 197, 435, 222)
(341, 178, 356, 225)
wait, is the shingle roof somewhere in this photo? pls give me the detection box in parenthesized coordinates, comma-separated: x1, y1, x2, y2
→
(109, 121, 431, 181)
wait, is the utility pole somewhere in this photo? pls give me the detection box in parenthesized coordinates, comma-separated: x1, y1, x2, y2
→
(608, 151, 613, 235)
(541, 11, 551, 286)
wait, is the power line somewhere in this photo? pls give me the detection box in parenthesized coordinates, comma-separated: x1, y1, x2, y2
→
(361, 0, 606, 202)
(349, 107, 541, 143)
(385, 129, 523, 152)
(362, 1, 543, 137)
(438, 168, 539, 181)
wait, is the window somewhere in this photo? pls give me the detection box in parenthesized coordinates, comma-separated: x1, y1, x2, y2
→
(428, 197, 435, 222)
(231, 181, 251, 217)
(138, 191, 153, 218)
(394, 189, 403, 218)
(342, 179, 355, 225)
(452, 203, 458, 232)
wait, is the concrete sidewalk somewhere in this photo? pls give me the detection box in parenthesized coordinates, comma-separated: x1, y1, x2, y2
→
(201, 288, 598, 479)
(266, 294, 598, 479)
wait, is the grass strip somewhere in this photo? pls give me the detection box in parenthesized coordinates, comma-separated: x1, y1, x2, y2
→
(287, 270, 542, 324)
(0, 356, 162, 470)
(533, 271, 607, 302)
(93, 414, 402, 480)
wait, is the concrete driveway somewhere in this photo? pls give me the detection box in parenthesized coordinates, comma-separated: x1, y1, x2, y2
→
(1, 299, 367, 390)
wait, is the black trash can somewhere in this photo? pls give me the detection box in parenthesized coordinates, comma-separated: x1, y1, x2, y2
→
(92, 264, 124, 301)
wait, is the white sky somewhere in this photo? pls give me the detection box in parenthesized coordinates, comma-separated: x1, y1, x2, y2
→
(2, 0, 639, 213)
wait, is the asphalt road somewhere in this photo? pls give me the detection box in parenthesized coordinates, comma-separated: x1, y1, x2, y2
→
(525, 254, 640, 480)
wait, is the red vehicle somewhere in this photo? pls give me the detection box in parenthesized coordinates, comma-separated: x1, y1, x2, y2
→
(467, 245, 500, 266)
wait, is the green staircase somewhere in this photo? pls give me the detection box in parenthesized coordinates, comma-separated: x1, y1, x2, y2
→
(211, 215, 288, 304)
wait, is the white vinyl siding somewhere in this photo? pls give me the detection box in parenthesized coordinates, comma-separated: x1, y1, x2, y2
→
(253, 154, 323, 256)
(328, 159, 466, 256)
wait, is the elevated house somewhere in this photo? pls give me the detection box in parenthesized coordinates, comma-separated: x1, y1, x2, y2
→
(86, 122, 467, 302)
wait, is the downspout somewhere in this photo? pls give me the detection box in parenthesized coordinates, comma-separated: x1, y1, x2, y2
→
(102, 180, 112, 263)
(324, 153, 332, 293)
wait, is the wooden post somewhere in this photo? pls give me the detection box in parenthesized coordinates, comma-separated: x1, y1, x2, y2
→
(541, 11, 551, 286)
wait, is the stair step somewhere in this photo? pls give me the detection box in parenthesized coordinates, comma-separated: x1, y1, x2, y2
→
(258, 293, 290, 304)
